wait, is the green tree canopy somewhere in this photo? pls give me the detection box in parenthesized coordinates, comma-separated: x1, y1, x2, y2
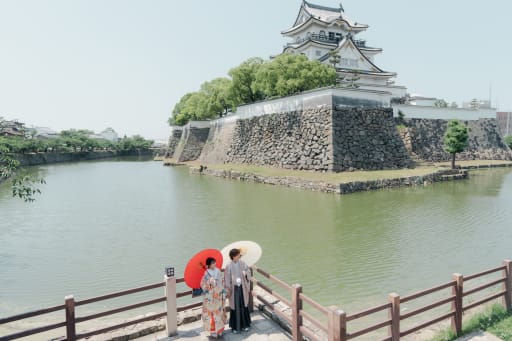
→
(168, 54, 336, 126)
(228, 57, 265, 104)
(252, 54, 337, 98)
(505, 135, 512, 149)
(443, 119, 469, 169)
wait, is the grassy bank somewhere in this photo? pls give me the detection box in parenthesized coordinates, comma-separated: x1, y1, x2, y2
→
(185, 161, 441, 184)
(429, 304, 512, 341)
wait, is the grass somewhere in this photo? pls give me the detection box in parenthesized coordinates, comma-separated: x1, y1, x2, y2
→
(186, 161, 443, 184)
(489, 314, 512, 341)
(429, 304, 511, 341)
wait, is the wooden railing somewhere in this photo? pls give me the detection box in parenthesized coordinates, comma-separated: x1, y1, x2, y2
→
(0, 275, 204, 341)
(250, 259, 512, 341)
(2, 260, 511, 341)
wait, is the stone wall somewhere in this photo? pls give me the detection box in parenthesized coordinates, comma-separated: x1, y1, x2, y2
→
(167, 129, 182, 156)
(199, 106, 411, 172)
(225, 107, 333, 171)
(399, 118, 512, 162)
(331, 108, 411, 171)
(198, 120, 237, 164)
(172, 126, 210, 162)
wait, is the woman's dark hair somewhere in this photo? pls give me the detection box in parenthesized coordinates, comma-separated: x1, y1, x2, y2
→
(229, 248, 240, 260)
(205, 257, 216, 267)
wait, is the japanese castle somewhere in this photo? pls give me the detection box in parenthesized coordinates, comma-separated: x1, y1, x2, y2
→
(282, 1, 407, 99)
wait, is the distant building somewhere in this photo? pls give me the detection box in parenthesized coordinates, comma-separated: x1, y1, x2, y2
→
(0, 120, 26, 137)
(408, 94, 438, 107)
(99, 128, 118, 142)
(462, 99, 492, 110)
(497, 112, 512, 136)
(33, 127, 60, 139)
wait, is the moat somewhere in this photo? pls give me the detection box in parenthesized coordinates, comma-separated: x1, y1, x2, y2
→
(1, 158, 511, 322)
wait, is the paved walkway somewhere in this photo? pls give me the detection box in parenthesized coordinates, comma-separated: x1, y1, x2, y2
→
(133, 311, 291, 341)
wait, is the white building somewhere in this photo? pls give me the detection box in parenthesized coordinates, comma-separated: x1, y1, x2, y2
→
(98, 128, 118, 142)
(33, 126, 60, 139)
(282, 1, 407, 99)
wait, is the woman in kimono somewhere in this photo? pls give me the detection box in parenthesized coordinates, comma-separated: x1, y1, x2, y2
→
(200, 257, 226, 338)
(224, 248, 251, 334)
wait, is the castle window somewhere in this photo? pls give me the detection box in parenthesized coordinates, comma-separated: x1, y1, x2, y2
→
(319, 30, 326, 38)
(328, 32, 335, 40)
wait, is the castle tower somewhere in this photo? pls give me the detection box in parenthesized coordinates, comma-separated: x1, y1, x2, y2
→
(282, 1, 406, 98)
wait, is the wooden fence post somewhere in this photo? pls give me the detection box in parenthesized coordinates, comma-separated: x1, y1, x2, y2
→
(388, 293, 400, 341)
(328, 306, 346, 341)
(503, 260, 512, 311)
(451, 273, 463, 336)
(165, 274, 178, 337)
(65, 295, 76, 341)
(291, 284, 303, 341)
(248, 268, 254, 313)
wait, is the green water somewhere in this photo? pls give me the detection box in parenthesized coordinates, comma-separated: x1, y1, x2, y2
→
(0, 159, 511, 334)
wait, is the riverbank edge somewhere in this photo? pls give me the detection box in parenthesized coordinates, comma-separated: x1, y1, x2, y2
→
(15, 150, 154, 167)
(186, 163, 512, 195)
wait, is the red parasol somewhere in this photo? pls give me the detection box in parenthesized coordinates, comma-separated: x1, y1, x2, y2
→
(184, 249, 223, 289)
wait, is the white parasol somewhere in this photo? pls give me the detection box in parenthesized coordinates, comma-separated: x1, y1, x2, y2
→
(221, 240, 262, 268)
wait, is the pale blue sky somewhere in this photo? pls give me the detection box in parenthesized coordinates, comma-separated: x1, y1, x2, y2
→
(0, 0, 510, 140)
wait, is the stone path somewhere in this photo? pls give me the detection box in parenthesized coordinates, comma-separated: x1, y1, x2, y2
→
(133, 311, 291, 341)
(456, 331, 504, 341)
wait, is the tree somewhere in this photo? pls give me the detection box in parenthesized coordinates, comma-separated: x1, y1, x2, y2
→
(328, 51, 341, 69)
(443, 119, 469, 169)
(228, 57, 265, 104)
(0, 144, 45, 202)
(252, 54, 336, 98)
(505, 135, 512, 149)
(450, 102, 458, 108)
(434, 99, 448, 108)
(199, 78, 235, 118)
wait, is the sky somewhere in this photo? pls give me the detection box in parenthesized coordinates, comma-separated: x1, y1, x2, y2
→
(0, 0, 511, 140)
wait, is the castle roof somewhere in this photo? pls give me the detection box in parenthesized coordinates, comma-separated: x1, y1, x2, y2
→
(282, 1, 368, 35)
(318, 36, 396, 77)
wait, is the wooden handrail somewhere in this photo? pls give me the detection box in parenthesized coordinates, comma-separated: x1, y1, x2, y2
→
(400, 295, 455, 320)
(463, 291, 507, 312)
(299, 310, 327, 332)
(76, 297, 166, 323)
(177, 301, 202, 313)
(299, 293, 330, 316)
(400, 311, 455, 337)
(346, 302, 391, 322)
(75, 281, 165, 306)
(347, 319, 392, 339)
(0, 321, 66, 341)
(252, 278, 292, 307)
(252, 266, 292, 291)
(465, 265, 506, 281)
(0, 304, 66, 324)
(299, 325, 321, 341)
(400, 280, 456, 303)
(76, 311, 166, 340)
(463, 278, 506, 297)
(254, 293, 275, 311)
(176, 290, 193, 298)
